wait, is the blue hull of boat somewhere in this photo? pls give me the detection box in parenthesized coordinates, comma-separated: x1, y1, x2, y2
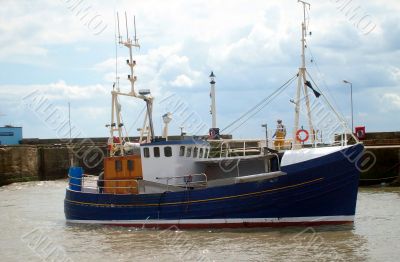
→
(64, 144, 363, 228)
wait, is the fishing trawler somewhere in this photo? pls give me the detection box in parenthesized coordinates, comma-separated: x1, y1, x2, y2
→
(64, 3, 365, 229)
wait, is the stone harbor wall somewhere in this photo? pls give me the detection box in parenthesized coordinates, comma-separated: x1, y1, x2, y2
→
(0, 144, 106, 186)
(0, 146, 39, 185)
(38, 146, 71, 181)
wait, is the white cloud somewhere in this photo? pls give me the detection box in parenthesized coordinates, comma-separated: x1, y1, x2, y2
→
(0, 80, 113, 138)
(390, 67, 400, 82)
(211, 19, 290, 68)
(0, 81, 108, 102)
(0, 0, 110, 63)
(382, 93, 400, 110)
(93, 44, 202, 96)
(170, 74, 193, 87)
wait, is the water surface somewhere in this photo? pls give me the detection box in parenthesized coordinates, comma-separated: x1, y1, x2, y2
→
(0, 181, 399, 261)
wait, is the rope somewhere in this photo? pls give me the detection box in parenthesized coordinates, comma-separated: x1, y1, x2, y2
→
(221, 73, 298, 134)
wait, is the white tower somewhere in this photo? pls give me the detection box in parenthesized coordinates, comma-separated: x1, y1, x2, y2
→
(209, 71, 217, 129)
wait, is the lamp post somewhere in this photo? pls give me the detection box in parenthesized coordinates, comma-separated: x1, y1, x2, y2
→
(343, 80, 353, 132)
(261, 123, 268, 148)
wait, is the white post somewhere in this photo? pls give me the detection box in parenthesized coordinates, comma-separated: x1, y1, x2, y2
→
(210, 71, 217, 128)
(140, 110, 148, 143)
(109, 92, 116, 156)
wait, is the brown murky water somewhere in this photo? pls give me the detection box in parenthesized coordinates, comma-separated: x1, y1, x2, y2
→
(0, 180, 399, 261)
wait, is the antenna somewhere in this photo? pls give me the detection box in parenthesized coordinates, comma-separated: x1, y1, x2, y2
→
(125, 12, 129, 41)
(114, 11, 119, 89)
(134, 16, 138, 46)
(133, 16, 140, 49)
(298, 0, 310, 32)
(117, 12, 121, 43)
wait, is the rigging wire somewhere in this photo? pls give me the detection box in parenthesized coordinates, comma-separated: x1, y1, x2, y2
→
(306, 42, 346, 120)
(225, 77, 297, 134)
(221, 73, 298, 134)
(305, 71, 353, 135)
(127, 105, 147, 136)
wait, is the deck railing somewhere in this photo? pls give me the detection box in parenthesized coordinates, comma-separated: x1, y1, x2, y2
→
(68, 174, 138, 193)
(156, 173, 208, 191)
(207, 139, 264, 158)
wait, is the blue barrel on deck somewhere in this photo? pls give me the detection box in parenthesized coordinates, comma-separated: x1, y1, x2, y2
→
(69, 167, 83, 191)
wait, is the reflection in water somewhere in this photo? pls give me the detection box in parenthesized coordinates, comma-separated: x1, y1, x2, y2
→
(0, 181, 399, 261)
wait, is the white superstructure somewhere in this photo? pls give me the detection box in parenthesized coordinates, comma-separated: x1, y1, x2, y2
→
(140, 140, 211, 186)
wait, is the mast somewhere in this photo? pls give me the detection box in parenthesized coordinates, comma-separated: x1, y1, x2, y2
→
(209, 71, 217, 128)
(293, 0, 314, 148)
(108, 13, 154, 156)
(68, 102, 74, 166)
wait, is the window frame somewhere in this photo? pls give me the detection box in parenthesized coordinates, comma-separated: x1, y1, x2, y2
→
(127, 159, 134, 171)
(193, 147, 198, 158)
(164, 146, 172, 157)
(115, 159, 122, 172)
(179, 146, 185, 157)
(153, 147, 160, 158)
(143, 147, 150, 158)
(186, 147, 192, 157)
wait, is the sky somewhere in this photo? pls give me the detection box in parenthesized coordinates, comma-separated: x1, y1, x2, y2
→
(0, 0, 399, 140)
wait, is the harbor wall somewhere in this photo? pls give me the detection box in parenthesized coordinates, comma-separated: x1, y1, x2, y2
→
(0, 146, 39, 185)
(361, 147, 400, 185)
(0, 144, 107, 186)
(363, 131, 400, 146)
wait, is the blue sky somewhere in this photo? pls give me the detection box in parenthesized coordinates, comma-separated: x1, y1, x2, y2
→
(0, 0, 399, 140)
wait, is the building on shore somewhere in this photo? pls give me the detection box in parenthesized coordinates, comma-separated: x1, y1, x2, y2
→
(0, 126, 22, 145)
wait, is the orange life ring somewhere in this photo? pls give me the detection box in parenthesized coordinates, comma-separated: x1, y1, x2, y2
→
(296, 129, 309, 142)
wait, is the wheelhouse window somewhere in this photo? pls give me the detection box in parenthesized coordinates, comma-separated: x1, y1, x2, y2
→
(199, 148, 204, 158)
(127, 159, 134, 171)
(164, 146, 172, 157)
(186, 147, 192, 157)
(154, 147, 160, 158)
(205, 148, 209, 158)
(143, 147, 150, 158)
(193, 147, 198, 158)
(115, 159, 122, 172)
(179, 146, 185, 157)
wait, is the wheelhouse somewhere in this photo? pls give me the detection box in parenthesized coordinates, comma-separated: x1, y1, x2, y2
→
(140, 139, 210, 186)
